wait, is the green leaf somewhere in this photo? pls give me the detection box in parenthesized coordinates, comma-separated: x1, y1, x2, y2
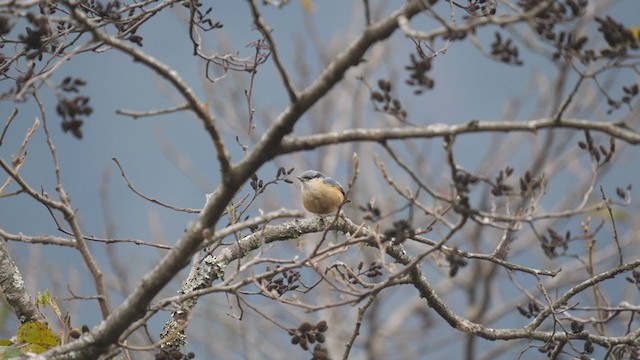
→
(0, 346, 23, 359)
(35, 291, 61, 319)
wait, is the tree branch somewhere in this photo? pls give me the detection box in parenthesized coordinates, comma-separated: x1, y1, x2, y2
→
(0, 241, 44, 324)
(276, 118, 640, 154)
(66, 0, 233, 178)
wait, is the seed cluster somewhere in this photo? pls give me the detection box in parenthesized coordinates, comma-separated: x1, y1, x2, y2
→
(289, 321, 330, 360)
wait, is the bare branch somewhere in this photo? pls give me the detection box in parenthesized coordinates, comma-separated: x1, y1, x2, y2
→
(247, 0, 298, 102)
(66, 0, 233, 178)
(112, 158, 201, 214)
(115, 103, 190, 119)
(277, 118, 640, 155)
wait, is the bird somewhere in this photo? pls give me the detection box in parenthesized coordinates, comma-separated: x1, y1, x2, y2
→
(297, 170, 349, 214)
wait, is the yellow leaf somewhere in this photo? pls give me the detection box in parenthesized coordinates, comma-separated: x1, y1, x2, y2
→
(16, 322, 58, 354)
(589, 207, 631, 224)
(301, 0, 314, 13)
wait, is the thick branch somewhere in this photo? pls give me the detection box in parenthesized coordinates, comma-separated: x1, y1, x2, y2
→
(150, 215, 637, 351)
(159, 208, 304, 347)
(0, 240, 44, 324)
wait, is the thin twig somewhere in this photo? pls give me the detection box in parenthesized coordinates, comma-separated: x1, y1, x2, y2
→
(343, 294, 377, 360)
(112, 158, 201, 213)
(68, 1, 233, 177)
(115, 103, 190, 119)
(600, 186, 623, 266)
(35, 90, 111, 318)
(0, 108, 19, 146)
(247, 0, 298, 102)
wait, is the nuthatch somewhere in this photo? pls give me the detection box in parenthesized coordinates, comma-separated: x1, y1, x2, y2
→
(297, 170, 349, 214)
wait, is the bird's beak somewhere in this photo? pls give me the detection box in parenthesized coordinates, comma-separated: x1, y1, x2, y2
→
(296, 176, 303, 181)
